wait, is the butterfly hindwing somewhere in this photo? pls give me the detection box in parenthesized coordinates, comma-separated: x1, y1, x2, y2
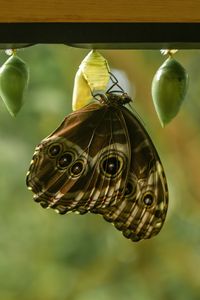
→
(101, 105, 168, 241)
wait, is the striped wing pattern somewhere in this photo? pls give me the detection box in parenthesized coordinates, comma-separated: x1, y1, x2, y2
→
(100, 106, 168, 241)
(26, 95, 168, 242)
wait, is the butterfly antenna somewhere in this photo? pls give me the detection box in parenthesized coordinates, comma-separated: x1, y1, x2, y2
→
(130, 105, 146, 127)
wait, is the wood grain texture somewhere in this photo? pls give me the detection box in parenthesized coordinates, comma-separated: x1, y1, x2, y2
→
(0, 0, 200, 22)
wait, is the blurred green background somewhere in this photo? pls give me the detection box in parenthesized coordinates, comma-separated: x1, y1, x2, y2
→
(0, 45, 200, 300)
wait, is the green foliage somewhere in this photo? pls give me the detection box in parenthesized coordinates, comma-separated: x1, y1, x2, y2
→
(0, 46, 200, 300)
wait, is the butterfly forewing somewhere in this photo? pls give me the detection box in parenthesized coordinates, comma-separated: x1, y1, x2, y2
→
(27, 101, 130, 215)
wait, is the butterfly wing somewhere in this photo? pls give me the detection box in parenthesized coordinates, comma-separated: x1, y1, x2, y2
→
(27, 99, 168, 242)
(26, 102, 130, 214)
(101, 106, 168, 241)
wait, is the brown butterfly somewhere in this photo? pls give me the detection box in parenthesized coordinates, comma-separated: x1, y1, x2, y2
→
(26, 83, 168, 242)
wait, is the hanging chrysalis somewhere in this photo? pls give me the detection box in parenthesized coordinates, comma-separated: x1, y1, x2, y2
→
(0, 50, 29, 116)
(151, 50, 189, 127)
(72, 49, 110, 111)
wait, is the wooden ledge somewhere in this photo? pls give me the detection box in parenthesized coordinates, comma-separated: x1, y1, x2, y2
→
(0, 23, 199, 49)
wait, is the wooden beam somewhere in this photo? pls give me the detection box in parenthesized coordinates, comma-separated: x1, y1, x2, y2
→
(0, 0, 200, 22)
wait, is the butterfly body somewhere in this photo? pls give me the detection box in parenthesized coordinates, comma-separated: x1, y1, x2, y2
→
(26, 92, 168, 242)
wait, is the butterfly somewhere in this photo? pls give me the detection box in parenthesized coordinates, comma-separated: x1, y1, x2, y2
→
(26, 80, 168, 242)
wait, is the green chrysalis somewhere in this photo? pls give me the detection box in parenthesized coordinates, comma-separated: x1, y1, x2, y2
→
(152, 56, 188, 126)
(0, 54, 29, 116)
